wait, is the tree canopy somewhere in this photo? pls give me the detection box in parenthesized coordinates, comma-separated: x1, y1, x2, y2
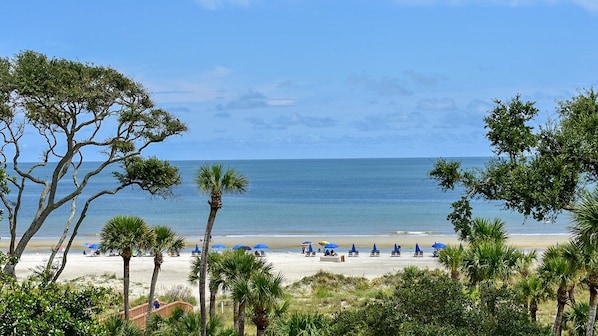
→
(429, 89, 598, 239)
(0, 50, 187, 277)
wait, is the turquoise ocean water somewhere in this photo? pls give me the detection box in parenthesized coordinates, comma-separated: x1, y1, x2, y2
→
(0, 157, 570, 241)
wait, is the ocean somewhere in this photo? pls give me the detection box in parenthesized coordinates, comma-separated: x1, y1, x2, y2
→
(0, 157, 571, 241)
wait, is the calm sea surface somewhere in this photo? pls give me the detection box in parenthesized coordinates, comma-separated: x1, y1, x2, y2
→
(1, 157, 571, 240)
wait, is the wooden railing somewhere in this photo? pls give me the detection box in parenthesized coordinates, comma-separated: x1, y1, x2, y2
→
(118, 301, 195, 331)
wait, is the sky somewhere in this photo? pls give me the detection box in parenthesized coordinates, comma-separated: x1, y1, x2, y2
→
(1, 0, 598, 161)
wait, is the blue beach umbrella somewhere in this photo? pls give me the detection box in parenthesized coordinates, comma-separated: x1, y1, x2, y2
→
(302, 241, 312, 245)
(415, 243, 421, 253)
(88, 243, 100, 249)
(233, 245, 251, 251)
(432, 242, 446, 249)
(194, 244, 200, 253)
(351, 244, 357, 252)
(394, 243, 399, 252)
(372, 243, 378, 251)
(212, 243, 226, 249)
(308, 244, 314, 253)
(254, 243, 268, 249)
(325, 243, 339, 249)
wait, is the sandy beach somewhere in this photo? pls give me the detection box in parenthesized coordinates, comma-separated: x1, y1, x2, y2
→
(4, 233, 571, 303)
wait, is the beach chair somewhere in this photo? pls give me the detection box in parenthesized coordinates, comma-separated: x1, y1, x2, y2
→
(354, 251, 359, 256)
(260, 250, 266, 257)
(348, 251, 354, 257)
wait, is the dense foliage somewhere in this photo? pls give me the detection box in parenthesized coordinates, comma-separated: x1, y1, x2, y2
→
(0, 279, 116, 335)
(324, 269, 549, 336)
(429, 89, 598, 238)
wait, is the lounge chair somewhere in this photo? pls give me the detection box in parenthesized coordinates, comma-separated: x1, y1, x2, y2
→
(354, 251, 359, 256)
(348, 251, 354, 257)
(260, 250, 266, 256)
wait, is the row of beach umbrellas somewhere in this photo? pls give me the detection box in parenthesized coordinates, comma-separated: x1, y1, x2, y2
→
(193, 243, 270, 253)
(301, 241, 448, 252)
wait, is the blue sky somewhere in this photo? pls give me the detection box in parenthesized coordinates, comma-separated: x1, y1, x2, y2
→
(2, 0, 597, 161)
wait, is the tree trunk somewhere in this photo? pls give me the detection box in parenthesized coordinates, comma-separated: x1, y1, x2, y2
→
(146, 253, 162, 329)
(530, 298, 538, 322)
(233, 301, 239, 329)
(569, 284, 577, 305)
(553, 286, 567, 336)
(199, 196, 220, 336)
(238, 300, 246, 336)
(253, 309, 269, 336)
(586, 284, 597, 336)
(209, 290, 216, 319)
(123, 255, 131, 320)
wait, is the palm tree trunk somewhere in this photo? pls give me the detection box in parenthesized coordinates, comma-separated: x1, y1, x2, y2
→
(253, 309, 269, 336)
(586, 284, 597, 336)
(238, 300, 246, 336)
(146, 254, 162, 329)
(569, 284, 577, 305)
(209, 290, 216, 319)
(530, 298, 538, 322)
(123, 256, 131, 320)
(553, 287, 567, 336)
(233, 301, 239, 329)
(200, 200, 220, 336)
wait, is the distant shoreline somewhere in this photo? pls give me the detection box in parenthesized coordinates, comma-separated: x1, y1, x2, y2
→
(2, 233, 572, 254)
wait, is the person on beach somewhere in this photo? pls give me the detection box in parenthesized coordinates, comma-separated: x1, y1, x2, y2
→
(153, 300, 160, 310)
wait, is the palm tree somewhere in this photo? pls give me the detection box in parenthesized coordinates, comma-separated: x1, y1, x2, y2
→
(539, 244, 578, 336)
(189, 252, 225, 320)
(462, 240, 521, 285)
(146, 225, 184, 328)
(247, 271, 285, 336)
(564, 302, 596, 336)
(100, 215, 154, 320)
(437, 244, 464, 280)
(469, 217, 508, 245)
(221, 249, 270, 334)
(515, 249, 537, 279)
(195, 164, 248, 336)
(515, 274, 548, 321)
(570, 189, 598, 336)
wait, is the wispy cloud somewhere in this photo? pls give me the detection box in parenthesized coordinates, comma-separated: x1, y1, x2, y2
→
(194, 0, 252, 10)
(417, 98, 457, 111)
(273, 113, 336, 128)
(216, 90, 295, 110)
(218, 90, 268, 110)
(347, 75, 412, 97)
(352, 112, 414, 132)
(392, 0, 598, 12)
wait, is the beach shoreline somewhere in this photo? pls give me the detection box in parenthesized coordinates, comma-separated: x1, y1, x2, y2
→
(1, 233, 572, 253)
(2, 233, 572, 305)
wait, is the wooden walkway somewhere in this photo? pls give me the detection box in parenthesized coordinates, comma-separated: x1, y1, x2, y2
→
(119, 301, 194, 331)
